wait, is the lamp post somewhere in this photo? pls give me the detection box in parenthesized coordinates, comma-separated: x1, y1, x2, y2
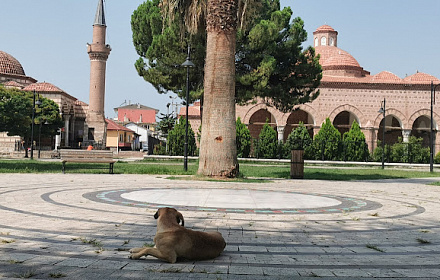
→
(430, 81, 440, 172)
(181, 45, 195, 171)
(378, 98, 386, 169)
(30, 90, 42, 160)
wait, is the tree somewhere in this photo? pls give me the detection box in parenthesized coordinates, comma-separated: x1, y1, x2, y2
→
(342, 121, 369, 161)
(131, 0, 321, 110)
(167, 116, 196, 156)
(390, 136, 429, 164)
(156, 113, 176, 135)
(137, 0, 321, 177)
(255, 121, 278, 159)
(0, 86, 63, 150)
(310, 118, 341, 161)
(236, 117, 251, 158)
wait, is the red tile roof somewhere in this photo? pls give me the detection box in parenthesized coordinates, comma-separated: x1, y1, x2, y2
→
(105, 119, 134, 132)
(314, 25, 337, 33)
(23, 82, 65, 93)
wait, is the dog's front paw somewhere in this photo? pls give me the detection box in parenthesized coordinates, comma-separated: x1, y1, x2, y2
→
(129, 253, 141, 260)
(129, 248, 142, 253)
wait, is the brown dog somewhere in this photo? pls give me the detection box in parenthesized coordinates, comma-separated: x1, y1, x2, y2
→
(129, 207, 226, 263)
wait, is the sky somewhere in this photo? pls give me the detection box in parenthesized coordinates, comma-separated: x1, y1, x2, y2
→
(1, 0, 440, 119)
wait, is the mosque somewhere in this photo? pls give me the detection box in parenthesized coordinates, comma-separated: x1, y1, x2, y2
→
(184, 25, 440, 153)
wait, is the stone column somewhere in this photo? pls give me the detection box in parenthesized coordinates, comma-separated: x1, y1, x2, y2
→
(402, 129, 411, 143)
(277, 126, 285, 142)
(64, 115, 71, 147)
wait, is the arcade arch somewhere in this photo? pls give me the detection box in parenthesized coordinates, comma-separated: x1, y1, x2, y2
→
(248, 109, 276, 140)
(411, 115, 431, 147)
(332, 111, 360, 136)
(377, 115, 403, 145)
(283, 109, 314, 141)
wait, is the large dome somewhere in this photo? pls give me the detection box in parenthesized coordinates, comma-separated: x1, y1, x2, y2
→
(0, 51, 25, 76)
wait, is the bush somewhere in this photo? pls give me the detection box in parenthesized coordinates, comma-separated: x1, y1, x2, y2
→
(236, 117, 251, 158)
(167, 116, 197, 156)
(285, 122, 313, 159)
(309, 118, 341, 160)
(342, 121, 369, 161)
(390, 136, 429, 163)
(255, 121, 278, 159)
(153, 142, 167, 155)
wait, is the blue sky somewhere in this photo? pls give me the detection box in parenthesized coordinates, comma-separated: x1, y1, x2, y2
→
(1, 0, 439, 118)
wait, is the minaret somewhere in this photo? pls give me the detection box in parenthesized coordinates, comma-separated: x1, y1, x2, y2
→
(85, 0, 111, 147)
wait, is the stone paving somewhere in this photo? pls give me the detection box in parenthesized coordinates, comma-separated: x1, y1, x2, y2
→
(0, 173, 439, 279)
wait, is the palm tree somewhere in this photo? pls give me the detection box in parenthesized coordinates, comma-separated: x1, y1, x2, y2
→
(162, 0, 253, 177)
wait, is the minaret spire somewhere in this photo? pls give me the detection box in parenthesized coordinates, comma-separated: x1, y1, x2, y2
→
(94, 0, 106, 26)
(84, 0, 111, 147)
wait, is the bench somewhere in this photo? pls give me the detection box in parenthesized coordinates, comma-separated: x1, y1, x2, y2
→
(60, 149, 116, 174)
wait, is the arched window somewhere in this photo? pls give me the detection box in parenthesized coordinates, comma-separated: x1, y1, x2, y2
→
(314, 37, 319, 47)
(321, 36, 327, 46)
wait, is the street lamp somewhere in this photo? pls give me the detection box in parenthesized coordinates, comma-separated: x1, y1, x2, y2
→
(181, 45, 195, 171)
(30, 89, 42, 160)
(430, 81, 440, 172)
(378, 98, 386, 169)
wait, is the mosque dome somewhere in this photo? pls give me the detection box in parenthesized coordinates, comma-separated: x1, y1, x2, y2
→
(0, 51, 26, 76)
(313, 25, 368, 77)
(403, 72, 440, 84)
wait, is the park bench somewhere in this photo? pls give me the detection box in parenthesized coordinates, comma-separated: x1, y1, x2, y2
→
(60, 149, 116, 174)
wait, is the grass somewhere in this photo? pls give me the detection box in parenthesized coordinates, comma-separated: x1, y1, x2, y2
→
(1, 159, 440, 181)
(366, 244, 386, 253)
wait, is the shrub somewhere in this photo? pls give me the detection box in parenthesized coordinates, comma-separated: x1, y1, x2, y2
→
(309, 118, 341, 160)
(285, 122, 313, 159)
(167, 116, 197, 156)
(342, 121, 369, 161)
(236, 117, 251, 158)
(255, 121, 278, 159)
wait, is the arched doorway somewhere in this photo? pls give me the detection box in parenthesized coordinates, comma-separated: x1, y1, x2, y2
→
(377, 115, 402, 145)
(333, 111, 359, 136)
(248, 109, 276, 140)
(411, 116, 431, 147)
(284, 110, 314, 141)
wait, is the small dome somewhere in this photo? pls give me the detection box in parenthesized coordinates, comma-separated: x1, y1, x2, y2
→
(314, 25, 336, 33)
(403, 72, 440, 84)
(0, 51, 25, 76)
(371, 71, 402, 83)
(23, 82, 65, 93)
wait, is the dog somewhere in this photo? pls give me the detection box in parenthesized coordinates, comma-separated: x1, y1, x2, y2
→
(129, 207, 226, 263)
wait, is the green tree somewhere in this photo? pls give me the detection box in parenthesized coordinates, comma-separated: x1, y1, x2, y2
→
(255, 121, 278, 159)
(0, 86, 63, 150)
(133, 0, 321, 177)
(342, 121, 369, 161)
(132, 0, 321, 111)
(156, 113, 176, 135)
(310, 118, 341, 161)
(167, 116, 196, 156)
(285, 122, 313, 159)
(236, 117, 251, 158)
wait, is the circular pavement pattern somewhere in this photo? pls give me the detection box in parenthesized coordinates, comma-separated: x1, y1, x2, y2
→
(86, 188, 382, 214)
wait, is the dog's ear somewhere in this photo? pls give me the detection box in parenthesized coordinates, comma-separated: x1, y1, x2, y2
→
(154, 210, 159, 219)
(176, 211, 184, 226)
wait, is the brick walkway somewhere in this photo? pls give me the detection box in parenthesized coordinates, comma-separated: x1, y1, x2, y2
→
(0, 174, 439, 279)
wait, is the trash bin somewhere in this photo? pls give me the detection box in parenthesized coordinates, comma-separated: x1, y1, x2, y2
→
(290, 150, 304, 179)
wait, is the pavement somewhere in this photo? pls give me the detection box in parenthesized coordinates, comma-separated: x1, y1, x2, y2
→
(0, 173, 439, 279)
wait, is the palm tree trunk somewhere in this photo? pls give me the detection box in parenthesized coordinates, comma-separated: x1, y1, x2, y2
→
(198, 0, 239, 177)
